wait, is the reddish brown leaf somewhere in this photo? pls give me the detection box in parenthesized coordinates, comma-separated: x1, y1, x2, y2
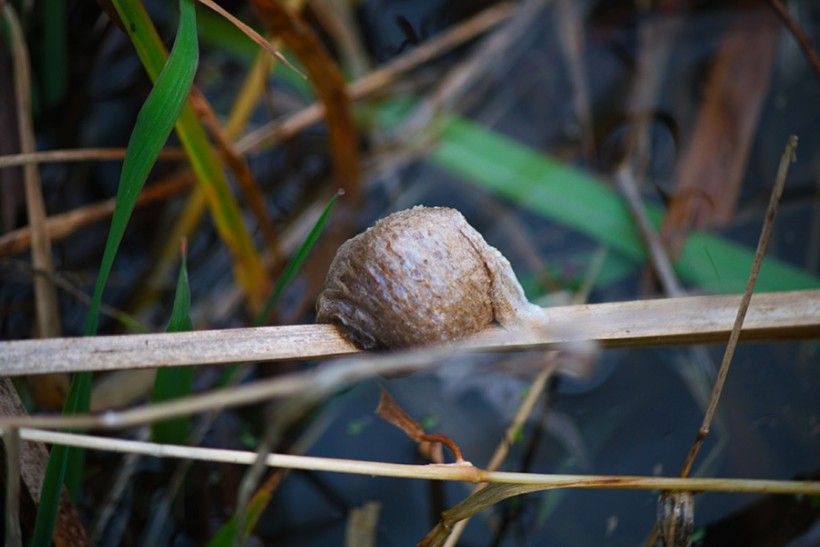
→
(662, 7, 780, 256)
(250, 0, 361, 200)
(376, 386, 464, 463)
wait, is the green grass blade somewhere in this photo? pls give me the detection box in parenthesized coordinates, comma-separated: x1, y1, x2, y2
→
(86, 0, 198, 336)
(40, 0, 67, 107)
(151, 248, 194, 444)
(431, 116, 819, 293)
(30, 372, 90, 547)
(212, 190, 340, 396)
(255, 190, 342, 325)
(32, 2, 198, 544)
(206, 488, 270, 547)
(114, 0, 268, 308)
(208, 193, 342, 542)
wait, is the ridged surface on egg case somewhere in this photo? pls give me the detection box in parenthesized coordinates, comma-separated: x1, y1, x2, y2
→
(316, 207, 497, 348)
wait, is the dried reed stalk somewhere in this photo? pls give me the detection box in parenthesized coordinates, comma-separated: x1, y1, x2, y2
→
(1, 290, 817, 376)
(14, 428, 820, 496)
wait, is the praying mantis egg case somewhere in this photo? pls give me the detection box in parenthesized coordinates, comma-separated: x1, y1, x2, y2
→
(316, 206, 546, 349)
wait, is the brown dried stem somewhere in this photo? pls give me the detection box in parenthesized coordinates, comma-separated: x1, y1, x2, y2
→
(615, 166, 682, 296)
(1, 288, 818, 433)
(0, 379, 89, 545)
(5, 4, 60, 338)
(443, 356, 559, 546)
(189, 88, 282, 261)
(0, 147, 185, 169)
(1, 258, 147, 332)
(767, 0, 820, 78)
(678, 136, 798, 478)
(0, 173, 191, 257)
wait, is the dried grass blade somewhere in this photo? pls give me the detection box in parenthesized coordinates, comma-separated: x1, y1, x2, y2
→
(19, 429, 820, 496)
(195, 0, 305, 77)
(4, 3, 70, 412)
(679, 136, 799, 477)
(4, 4, 61, 338)
(1, 290, 817, 378)
(189, 88, 281, 260)
(0, 380, 89, 545)
(661, 10, 779, 254)
(420, 483, 547, 547)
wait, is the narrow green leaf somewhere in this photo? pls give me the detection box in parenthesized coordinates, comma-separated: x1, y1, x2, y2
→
(30, 372, 90, 547)
(206, 492, 269, 547)
(151, 248, 194, 444)
(114, 0, 268, 307)
(208, 192, 341, 544)
(32, 2, 198, 544)
(254, 190, 342, 325)
(86, 0, 198, 337)
(40, 0, 67, 107)
(431, 116, 819, 292)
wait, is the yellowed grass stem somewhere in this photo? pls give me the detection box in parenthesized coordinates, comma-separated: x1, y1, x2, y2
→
(13, 428, 820, 496)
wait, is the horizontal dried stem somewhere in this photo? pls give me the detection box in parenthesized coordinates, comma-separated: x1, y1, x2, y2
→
(0, 147, 186, 169)
(15, 428, 820, 496)
(1, 290, 817, 377)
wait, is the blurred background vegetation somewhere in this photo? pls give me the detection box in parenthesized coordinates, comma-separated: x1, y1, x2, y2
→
(1, 0, 819, 545)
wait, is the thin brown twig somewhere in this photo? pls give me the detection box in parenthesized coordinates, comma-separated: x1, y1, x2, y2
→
(394, 0, 545, 137)
(88, 435, 144, 543)
(444, 357, 559, 546)
(678, 135, 798, 478)
(766, 0, 820, 79)
(615, 165, 682, 296)
(189, 88, 282, 262)
(0, 147, 186, 169)
(622, 0, 683, 179)
(1, 258, 148, 332)
(309, 0, 370, 78)
(556, 0, 595, 159)
(234, 397, 316, 546)
(616, 166, 718, 432)
(5, 4, 61, 338)
(251, 0, 361, 199)
(0, 173, 192, 257)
